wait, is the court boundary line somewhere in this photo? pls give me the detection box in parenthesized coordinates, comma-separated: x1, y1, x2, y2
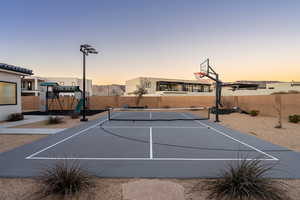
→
(150, 127, 153, 159)
(26, 119, 107, 159)
(26, 157, 277, 161)
(25, 112, 278, 161)
(101, 126, 206, 129)
(180, 113, 279, 161)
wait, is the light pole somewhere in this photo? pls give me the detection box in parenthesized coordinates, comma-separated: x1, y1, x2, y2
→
(80, 44, 98, 121)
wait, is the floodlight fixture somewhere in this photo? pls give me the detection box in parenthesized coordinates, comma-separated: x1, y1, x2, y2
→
(86, 47, 95, 51)
(81, 44, 91, 48)
(89, 50, 98, 54)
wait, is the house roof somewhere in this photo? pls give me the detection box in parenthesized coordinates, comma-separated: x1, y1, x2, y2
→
(0, 63, 33, 75)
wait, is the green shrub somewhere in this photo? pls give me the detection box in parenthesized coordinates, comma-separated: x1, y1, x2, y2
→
(105, 106, 111, 110)
(287, 90, 300, 94)
(34, 161, 95, 199)
(7, 113, 24, 121)
(249, 110, 259, 117)
(271, 90, 300, 95)
(289, 114, 300, 123)
(70, 112, 80, 119)
(271, 91, 287, 95)
(274, 124, 282, 128)
(204, 159, 288, 200)
(48, 116, 64, 124)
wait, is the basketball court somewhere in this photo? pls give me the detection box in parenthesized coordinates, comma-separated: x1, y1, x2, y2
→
(1, 109, 300, 178)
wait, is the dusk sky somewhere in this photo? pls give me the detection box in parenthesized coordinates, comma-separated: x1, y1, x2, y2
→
(1, 0, 300, 84)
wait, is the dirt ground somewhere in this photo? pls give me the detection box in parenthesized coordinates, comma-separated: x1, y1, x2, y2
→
(0, 134, 47, 153)
(0, 178, 300, 200)
(217, 113, 300, 152)
(1, 112, 300, 199)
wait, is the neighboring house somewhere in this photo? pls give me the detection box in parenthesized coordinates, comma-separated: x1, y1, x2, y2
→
(125, 77, 300, 96)
(222, 81, 300, 96)
(125, 77, 212, 96)
(44, 77, 93, 96)
(0, 63, 33, 121)
(22, 76, 46, 96)
(21, 76, 93, 96)
(92, 84, 125, 96)
(234, 80, 282, 89)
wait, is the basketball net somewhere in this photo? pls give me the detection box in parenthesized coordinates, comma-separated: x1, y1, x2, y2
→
(194, 72, 207, 80)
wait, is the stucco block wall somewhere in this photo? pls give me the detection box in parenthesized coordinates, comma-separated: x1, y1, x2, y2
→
(22, 94, 300, 119)
(21, 96, 43, 111)
(159, 96, 214, 108)
(0, 72, 22, 121)
(281, 94, 300, 117)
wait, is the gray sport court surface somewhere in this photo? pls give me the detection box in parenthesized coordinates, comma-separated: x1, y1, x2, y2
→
(1, 111, 300, 178)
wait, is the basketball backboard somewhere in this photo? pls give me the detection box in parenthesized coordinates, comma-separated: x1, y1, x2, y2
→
(200, 59, 209, 75)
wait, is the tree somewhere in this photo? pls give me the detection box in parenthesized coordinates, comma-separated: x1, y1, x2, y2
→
(111, 88, 119, 96)
(133, 83, 148, 106)
(274, 95, 283, 128)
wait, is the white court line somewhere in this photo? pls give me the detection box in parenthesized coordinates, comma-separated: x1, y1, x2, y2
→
(101, 126, 206, 129)
(112, 107, 208, 111)
(181, 113, 279, 161)
(26, 112, 278, 161)
(26, 157, 276, 161)
(150, 127, 153, 159)
(26, 119, 107, 159)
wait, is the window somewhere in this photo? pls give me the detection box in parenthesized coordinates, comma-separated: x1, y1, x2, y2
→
(0, 81, 17, 105)
(291, 83, 300, 87)
(28, 81, 32, 90)
(203, 85, 210, 92)
(156, 81, 210, 93)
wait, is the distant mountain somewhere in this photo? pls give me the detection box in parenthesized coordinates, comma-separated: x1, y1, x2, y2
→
(92, 84, 125, 96)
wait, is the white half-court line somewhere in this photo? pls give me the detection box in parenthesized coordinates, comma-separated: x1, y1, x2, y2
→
(26, 157, 276, 161)
(26, 119, 107, 159)
(150, 127, 153, 159)
(181, 113, 279, 161)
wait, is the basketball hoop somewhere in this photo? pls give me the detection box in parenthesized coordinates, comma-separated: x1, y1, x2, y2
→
(194, 72, 207, 79)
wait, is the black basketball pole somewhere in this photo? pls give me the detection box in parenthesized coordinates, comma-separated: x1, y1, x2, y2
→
(200, 59, 221, 122)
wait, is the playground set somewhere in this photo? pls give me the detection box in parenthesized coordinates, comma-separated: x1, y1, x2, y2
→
(23, 82, 103, 116)
(40, 82, 83, 114)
